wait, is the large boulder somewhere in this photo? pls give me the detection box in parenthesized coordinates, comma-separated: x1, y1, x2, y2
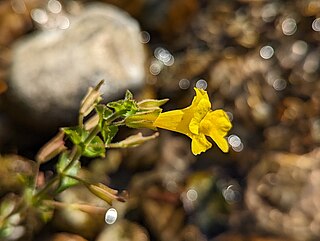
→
(2, 3, 146, 134)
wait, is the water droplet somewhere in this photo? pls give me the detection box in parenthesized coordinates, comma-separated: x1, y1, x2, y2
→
(312, 18, 320, 32)
(105, 208, 117, 224)
(282, 18, 297, 35)
(273, 79, 287, 91)
(186, 189, 198, 202)
(139, 31, 150, 43)
(31, 8, 48, 25)
(260, 45, 274, 59)
(179, 79, 190, 90)
(195, 79, 207, 90)
(47, 0, 62, 14)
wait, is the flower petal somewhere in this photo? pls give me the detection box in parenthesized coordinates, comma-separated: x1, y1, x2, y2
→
(193, 88, 210, 105)
(191, 134, 212, 155)
(189, 98, 211, 135)
(200, 109, 232, 152)
(153, 110, 184, 132)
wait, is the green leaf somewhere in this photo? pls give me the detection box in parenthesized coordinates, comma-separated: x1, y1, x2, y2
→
(83, 136, 105, 158)
(62, 127, 88, 145)
(101, 125, 118, 144)
(107, 100, 125, 113)
(56, 152, 81, 193)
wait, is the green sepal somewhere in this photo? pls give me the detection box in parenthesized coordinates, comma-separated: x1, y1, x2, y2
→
(56, 152, 81, 193)
(125, 109, 161, 130)
(95, 104, 113, 125)
(101, 125, 118, 145)
(83, 136, 105, 158)
(62, 127, 88, 145)
(107, 98, 138, 118)
(125, 90, 133, 100)
(137, 99, 169, 109)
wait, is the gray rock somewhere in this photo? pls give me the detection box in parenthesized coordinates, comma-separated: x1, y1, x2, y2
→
(3, 3, 145, 133)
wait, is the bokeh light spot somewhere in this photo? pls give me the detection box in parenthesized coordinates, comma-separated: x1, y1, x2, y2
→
(260, 45, 274, 59)
(11, 0, 27, 14)
(312, 18, 320, 32)
(186, 189, 198, 202)
(139, 31, 151, 43)
(154, 47, 174, 66)
(31, 8, 48, 25)
(222, 185, 241, 203)
(228, 134, 244, 152)
(273, 79, 287, 91)
(47, 0, 62, 14)
(195, 79, 208, 90)
(226, 111, 234, 122)
(149, 60, 163, 75)
(292, 40, 308, 56)
(179, 79, 190, 90)
(282, 18, 297, 35)
(261, 3, 278, 22)
(57, 16, 70, 29)
(105, 208, 117, 224)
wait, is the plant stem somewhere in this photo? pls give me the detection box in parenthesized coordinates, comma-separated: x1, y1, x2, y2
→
(83, 125, 100, 146)
(33, 176, 59, 200)
(32, 162, 41, 195)
(78, 113, 84, 129)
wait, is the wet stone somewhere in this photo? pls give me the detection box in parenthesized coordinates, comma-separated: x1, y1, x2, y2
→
(3, 3, 146, 133)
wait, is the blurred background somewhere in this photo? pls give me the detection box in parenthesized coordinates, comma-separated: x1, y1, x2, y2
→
(1, 0, 320, 240)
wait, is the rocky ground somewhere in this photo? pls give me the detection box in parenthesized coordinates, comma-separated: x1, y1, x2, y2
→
(1, 0, 320, 241)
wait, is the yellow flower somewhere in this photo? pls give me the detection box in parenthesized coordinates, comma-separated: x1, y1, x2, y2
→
(153, 88, 232, 155)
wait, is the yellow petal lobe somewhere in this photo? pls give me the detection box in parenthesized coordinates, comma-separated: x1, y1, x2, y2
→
(189, 98, 211, 135)
(200, 110, 232, 152)
(191, 134, 212, 155)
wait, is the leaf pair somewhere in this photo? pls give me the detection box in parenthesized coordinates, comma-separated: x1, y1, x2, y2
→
(63, 127, 106, 158)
